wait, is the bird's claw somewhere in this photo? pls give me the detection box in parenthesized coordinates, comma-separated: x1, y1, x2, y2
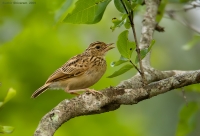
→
(85, 88, 103, 96)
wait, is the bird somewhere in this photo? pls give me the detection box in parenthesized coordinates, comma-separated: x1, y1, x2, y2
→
(31, 41, 114, 98)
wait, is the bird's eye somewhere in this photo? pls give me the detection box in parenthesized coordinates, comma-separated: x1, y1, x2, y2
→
(96, 46, 100, 49)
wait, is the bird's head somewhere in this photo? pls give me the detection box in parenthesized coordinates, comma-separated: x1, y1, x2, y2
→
(85, 41, 114, 56)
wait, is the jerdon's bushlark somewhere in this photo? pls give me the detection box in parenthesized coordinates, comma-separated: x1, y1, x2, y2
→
(31, 41, 114, 98)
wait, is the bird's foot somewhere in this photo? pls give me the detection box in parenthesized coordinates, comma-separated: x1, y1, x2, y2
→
(65, 89, 80, 96)
(85, 88, 103, 96)
(69, 91, 80, 96)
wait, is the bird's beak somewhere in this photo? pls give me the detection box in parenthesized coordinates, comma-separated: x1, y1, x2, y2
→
(105, 43, 115, 52)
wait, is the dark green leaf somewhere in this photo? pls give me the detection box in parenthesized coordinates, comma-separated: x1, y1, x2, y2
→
(117, 30, 136, 59)
(64, 0, 111, 24)
(0, 126, 14, 134)
(135, 39, 155, 63)
(123, 0, 132, 12)
(107, 64, 133, 78)
(114, 0, 133, 13)
(0, 88, 16, 108)
(156, 0, 167, 22)
(110, 14, 128, 31)
(111, 56, 129, 67)
(182, 35, 200, 50)
(176, 102, 199, 136)
(114, 0, 126, 13)
(131, 0, 144, 5)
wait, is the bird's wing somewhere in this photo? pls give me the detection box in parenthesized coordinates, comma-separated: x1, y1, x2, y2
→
(45, 54, 89, 83)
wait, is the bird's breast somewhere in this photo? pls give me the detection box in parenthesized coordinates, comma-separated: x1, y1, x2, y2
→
(70, 58, 106, 90)
(84, 58, 106, 86)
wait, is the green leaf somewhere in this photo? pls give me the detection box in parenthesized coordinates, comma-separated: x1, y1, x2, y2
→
(111, 60, 128, 67)
(184, 84, 200, 92)
(110, 14, 128, 31)
(135, 39, 155, 63)
(0, 88, 16, 107)
(114, 0, 133, 13)
(114, 0, 126, 13)
(111, 56, 129, 67)
(123, 0, 132, 12)
(131, 3, 138, 11)
(0, 126, 14, 134)
(54, 0, 73, 23)
(117, 30, 136, 59)
(131, 0, 144, 5)
(107, 64, 133, 78)
(63, 0, 111, 24)
(176, 102, 199, 136)
(124, 17, 131, 29)
(182, 35, 200, 50)
(156, 0, 167, 22)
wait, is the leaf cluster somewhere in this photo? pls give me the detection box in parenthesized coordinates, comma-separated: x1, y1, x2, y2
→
(0, 88, 16, 134)
(60, 0, 155, 77)
(108, 30, 154, 78)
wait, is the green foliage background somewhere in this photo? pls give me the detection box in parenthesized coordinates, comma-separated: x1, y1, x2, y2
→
(0, 0, 200, 136)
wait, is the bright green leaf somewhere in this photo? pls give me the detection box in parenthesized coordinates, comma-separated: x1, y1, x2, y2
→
(0, 126, 14, 134)
(117, 30, 136, 59)
(131, 3, 138, 11)
(111, 60, 128, 67)
(3, 88, 16, 104)
(156, 0, 167, 22)
(176, 102, 199, 136)
(124, 17, 131, 29)
(107, 64, 133, 78)
(64, 0, 111, 24)
(54, 0, 73, 23)
(0, 102, 2, 107)
(182, 35, 200, 50)
(110, 14, 128, 31)
(0, 88, 16, 107)
(111, 56, 129, 67)
(184, 84, 200, 92)
(135, 39, 155, 63)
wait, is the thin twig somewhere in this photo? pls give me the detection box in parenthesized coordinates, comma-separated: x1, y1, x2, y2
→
(165, 4, 200, 13)
(181, 88, 188, 106)
(165, 10, 200, 34)
(129, 60, 142, 74)
(120, 0, 147, 85)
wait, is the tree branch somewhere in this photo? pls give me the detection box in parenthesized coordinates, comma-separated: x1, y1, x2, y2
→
(34, 70, 200, 136)
(139, 0, 160, 68)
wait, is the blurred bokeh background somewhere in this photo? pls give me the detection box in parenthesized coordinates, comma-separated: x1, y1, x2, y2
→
(0, 0, 200, 136)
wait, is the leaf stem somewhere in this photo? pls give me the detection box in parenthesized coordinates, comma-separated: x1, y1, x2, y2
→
(120, 0, 147, 85)
(129, 60, 141, 75)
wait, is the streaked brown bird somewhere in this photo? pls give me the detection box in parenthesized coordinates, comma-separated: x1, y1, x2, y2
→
(31, 41, 114, 98)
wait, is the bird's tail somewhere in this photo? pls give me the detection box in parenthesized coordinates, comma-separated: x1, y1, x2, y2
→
(31, 84, 50, 98)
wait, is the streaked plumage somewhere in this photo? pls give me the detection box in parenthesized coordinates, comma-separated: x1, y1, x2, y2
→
(31, 41, 114, 98)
